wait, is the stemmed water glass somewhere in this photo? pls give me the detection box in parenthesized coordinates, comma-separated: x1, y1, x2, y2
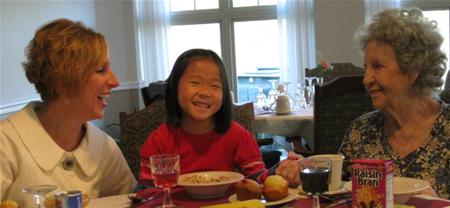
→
(299, 157, 331, 208)
(150, 154, 180, 208)
(23, 185, 57, 208)
(305, 77, 316, 107)
(293, 81, 307, 111)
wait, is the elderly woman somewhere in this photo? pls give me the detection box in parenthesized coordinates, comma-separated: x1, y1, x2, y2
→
(339, 8, 449, 198)
(0, 19, 136, 206)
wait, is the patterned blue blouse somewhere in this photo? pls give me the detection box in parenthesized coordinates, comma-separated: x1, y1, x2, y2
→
(339, 103, 449, 198)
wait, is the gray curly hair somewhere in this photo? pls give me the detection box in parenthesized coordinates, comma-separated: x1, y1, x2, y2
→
(355, 8, 447, 96)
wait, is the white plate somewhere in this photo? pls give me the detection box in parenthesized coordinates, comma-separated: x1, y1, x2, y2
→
(343, 177, 430, 194)
(228, 188, 298, 206)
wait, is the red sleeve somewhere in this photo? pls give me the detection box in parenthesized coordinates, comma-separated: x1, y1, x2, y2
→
(232, 123, 269, 183)
(139, 124, 172, 181)
(139, 132, 157, 181)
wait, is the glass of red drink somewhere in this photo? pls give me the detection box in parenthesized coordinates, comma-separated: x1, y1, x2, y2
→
(299, 157, 331, 208)
(150, 154, 180, 208)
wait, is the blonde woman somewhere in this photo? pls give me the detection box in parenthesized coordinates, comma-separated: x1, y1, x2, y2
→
(1, 19, 136, 206)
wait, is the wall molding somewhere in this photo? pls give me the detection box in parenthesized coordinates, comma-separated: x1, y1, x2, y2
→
(115, 80, 146, 90)
(0, 98, 41, 116)
(0, 81, 145, 117)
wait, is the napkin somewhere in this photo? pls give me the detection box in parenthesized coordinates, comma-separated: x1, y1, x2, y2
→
(132, 186, 184, 208)
(405, 195, 450, 208)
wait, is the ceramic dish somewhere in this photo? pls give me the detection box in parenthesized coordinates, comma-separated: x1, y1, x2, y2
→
(178, 171, 244, 199)
(228, 188, 299, 206)
(343, 177, 430, 194)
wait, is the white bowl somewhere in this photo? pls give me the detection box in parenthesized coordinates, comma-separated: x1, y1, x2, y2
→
(343, 177, 431, 204)
(178, 171, 244, 199)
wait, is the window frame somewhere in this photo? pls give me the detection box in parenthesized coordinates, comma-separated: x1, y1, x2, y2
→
(169, 1, 277, 99)
(402, 1, 450, 88)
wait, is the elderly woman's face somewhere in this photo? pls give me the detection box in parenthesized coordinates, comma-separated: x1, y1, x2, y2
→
(363, 41, 416, 110)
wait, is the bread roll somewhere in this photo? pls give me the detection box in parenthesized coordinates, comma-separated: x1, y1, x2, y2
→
(262, 175, 288, 201)
(235, 179, 262, 200)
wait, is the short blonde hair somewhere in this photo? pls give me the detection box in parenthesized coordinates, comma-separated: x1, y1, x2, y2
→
(23, 18, 108, 102)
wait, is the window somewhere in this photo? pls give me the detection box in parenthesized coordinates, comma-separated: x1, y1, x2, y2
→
(423, 10, 450, 88)
(168, 0, 278, 103)
(234, 20, 279, 102)
(401, 1, 450, 88)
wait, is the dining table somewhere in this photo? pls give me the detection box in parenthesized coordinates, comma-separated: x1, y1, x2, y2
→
(88, 186, 450, 208)
(255, 107, 315, 151)
(88, 187, 349, 208)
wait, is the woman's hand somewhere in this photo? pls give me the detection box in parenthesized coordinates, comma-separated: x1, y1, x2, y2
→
(275, 151, 303, 187)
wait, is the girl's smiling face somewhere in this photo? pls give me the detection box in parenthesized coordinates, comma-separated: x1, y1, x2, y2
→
(177, 58, 223, 127)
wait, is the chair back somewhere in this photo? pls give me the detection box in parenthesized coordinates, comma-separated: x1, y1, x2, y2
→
(312, 75, 373, 155)
(306, 62, 364, 84)
(141, 81, 167, 107)
(119, 99, 166, 178)
(119, 100, 277, 178)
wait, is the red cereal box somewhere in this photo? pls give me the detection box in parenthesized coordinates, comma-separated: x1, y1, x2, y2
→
(351, 159, 394, 208)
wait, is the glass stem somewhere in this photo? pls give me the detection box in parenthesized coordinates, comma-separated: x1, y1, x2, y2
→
(162, 188, 174, 208)
(33, 194, 45, 208)
(312, 194, 320, 208)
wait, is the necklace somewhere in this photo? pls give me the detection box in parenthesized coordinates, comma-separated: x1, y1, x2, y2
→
(387, 123, 419, 157)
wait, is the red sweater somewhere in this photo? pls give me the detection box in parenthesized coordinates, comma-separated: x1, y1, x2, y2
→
(139, 121, 268, 182)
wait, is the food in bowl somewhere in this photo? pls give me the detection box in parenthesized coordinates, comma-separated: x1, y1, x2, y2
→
(262, 175, 289, 201)
(178, 171, 244, 199)
(235, 179, 262, 200)
(181, 174, 231, 184)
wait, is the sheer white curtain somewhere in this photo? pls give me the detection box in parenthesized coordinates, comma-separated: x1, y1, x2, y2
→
(364, 0, 402, 23)
(133, 0, 170, 84)
(277, 0, 316, 93)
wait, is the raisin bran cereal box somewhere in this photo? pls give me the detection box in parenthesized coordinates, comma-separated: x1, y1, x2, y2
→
(351, 159, 394, 208)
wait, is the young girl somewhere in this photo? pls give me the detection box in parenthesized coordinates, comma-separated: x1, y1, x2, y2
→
(139, 49, 300, 186)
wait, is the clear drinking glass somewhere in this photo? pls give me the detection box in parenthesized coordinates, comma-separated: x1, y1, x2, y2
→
(150, 154, 180, 208)
(299, 157, 331, 208)
(305, 77, 316, 107)
(293, 81, 307, 111)
(255, 87, 268, 110)
(267, 79, 278, 107)
(23, 185, 57, 208)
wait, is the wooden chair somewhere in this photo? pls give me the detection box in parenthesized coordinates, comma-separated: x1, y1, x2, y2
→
(141, 80, 166, 107)
(119, 99, 280, 178)
(312, 75, 374, 154)
(305, 62, 364, 84)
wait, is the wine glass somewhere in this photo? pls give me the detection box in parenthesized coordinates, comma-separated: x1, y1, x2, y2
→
(299, 157, 331, 208)
(150, 154, 180, 208)
(255, 86, 268, 111)
(305, 77, 316, 107)
(23, 185, 57, 208)
(293, 81, 307, 111)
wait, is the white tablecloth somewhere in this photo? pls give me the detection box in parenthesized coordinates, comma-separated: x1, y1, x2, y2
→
(255, 108, 314, 149)
(88, 194, 130, 208)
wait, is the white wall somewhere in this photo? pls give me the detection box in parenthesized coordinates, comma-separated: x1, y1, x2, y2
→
(0, 1, 140, 136)
(0, 0, 97, 114)
(315, 0, 364, 67)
